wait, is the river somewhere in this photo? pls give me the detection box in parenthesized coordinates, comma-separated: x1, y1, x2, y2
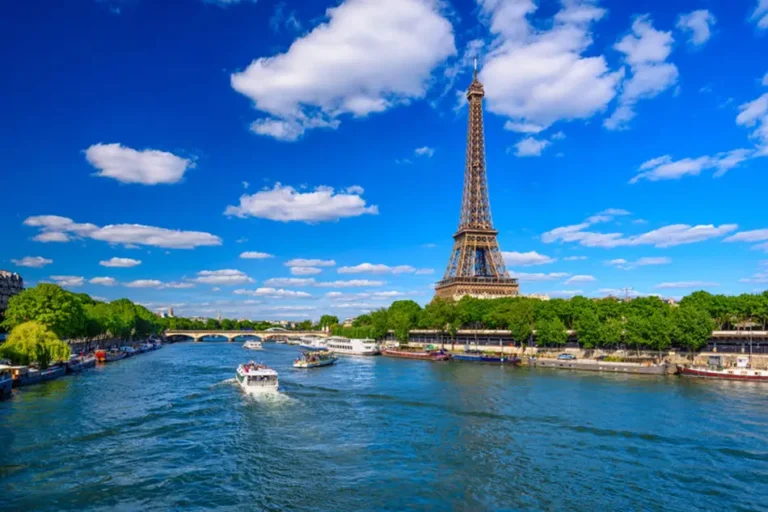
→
(1, 342, 767, 511)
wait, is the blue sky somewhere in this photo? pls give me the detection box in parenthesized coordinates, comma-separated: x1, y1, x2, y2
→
(2, 0, 768, 320)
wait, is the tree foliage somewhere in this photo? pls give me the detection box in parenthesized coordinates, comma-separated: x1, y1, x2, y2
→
(0, 321, 71, 368)
(2, 283, 86, 339)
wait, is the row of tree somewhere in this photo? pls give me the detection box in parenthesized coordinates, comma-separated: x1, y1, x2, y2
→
(329, 291, 768, 352)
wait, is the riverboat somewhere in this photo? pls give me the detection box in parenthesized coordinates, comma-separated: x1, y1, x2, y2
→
(95, 349, 127, 363)
(452, 350, 520, 365)
(236, 362, 279, 393)
(8, 364, 66, 387)
(243, 340, 263, 350)
(299, 335, 327, 351)
(120, 346, 138, 357)
(678, 356, 768, 381)
(324, 336, 380, 356)
(531, 357, 670, 375)
(382, 348, 451, 361)
(0, 365, 12, 399)
(66, 355, 97, 374)
(293, 350, 337, 368)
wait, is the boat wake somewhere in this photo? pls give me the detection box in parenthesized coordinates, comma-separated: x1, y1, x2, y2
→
(243, 390, 297, 406)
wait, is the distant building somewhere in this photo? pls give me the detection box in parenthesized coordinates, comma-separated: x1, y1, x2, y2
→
(525, 293, 550, 301)
(342, 317, 355, 328)
(0, 270, 23, 314)
(168, 306, 175, 318)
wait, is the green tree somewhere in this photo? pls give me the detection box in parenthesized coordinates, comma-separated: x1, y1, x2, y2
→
(672, 306, 714, 354)
(603, 318, 625, 348)
(534, 317, 568, 346)
(2, 284, 86, 339)
(0, 321, 71, 368)
(352, 314, 372, 327)
(387, 301, 421, 343)
(221, 318, 236, 330)
(647, 311, 672, 352)
(421, 298, 456, 345)
(507, 300, 535, 348)
(204, 318, 221, 330)
(319, 315, 339, 329)
(575, 309, 603, 349)
(369, 308, 389, 340)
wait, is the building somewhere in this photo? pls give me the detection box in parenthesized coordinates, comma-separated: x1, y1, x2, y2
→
(0, 270, 23, 314)
(434, 68, 520, 301)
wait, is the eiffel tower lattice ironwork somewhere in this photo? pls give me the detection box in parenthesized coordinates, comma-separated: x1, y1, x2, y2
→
(434, 69, 520, 301)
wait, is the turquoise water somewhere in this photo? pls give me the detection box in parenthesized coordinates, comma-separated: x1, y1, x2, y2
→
(1, 342, 767, 511)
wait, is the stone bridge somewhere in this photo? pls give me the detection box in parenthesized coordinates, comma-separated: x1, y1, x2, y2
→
(163, 329, 328, 342)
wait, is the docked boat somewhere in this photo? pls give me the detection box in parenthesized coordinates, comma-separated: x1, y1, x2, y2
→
(299, 335, 327, 351)
(678, 356, 768, 381)
(453, 350, 520, 365)
(120, 346, 138, 357)
(95, 348, 127, 363)
(8, 364, 66, 387)
(0, 365, 12, 399)
(243, 340, 263, 350)
(382, 347, 451, 361)
(324, 336, 380, 356)
(236, 361, 279, 393)
(293, 350, 337, 368)
(66, 355, 97, 374)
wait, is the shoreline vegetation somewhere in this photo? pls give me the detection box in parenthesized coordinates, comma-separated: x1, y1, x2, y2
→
(2, 284, 768, 367)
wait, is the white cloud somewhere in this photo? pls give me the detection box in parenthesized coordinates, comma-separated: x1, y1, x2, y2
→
(270, 2, 302, 33)
(338, 263, 416, 274)
(563, 256, 587, 261)
(415, 268, 435, 275)
(51, 275, 85, 287)
(414, 146, 436, 158)
(242, 181, 249, 189)
(503, 251, 555, 267)
(504, 121, 544, 133)
(189, 269, 254, 286)
(240, 251, 274, 259)
(605, 16, 678, 130)
(24, 215, 221, 249)
(509, 271, 569, 282)
(85, 143, 194, 185)
(285, 258, 336, 267)
(89, 277, 117, 286)
(514, 137, 550, 157)
(608, 256, 671, 269)
(33, 231, 70, 243)
(479, 0, 621, 131)
(547, 290, 583, 298)
(676, 10, 716, 46)
(263, 277, 316, 287)
(100, 257, 141, 268)
(543, 220, 737, 248)
(597, 288, 643, 298)
(763, 72, 768, 87)
(164, 282, 195, 289)
(751, 0, 768, 29)
(234, 287, 313, 298)
(372, 291, 406, 298)
(631, 149, 754, 183)
(655, 281, 719, 289)
(225, 183, 378, 222)
(564, 274, 595, 285)
(736, 93, 768, 152)
(315, 279, 385, 288)
(740, 271, 768, 283)
(290, 267, 322, 276)
(12, 256, 53, 268)
(124, 279, 164, 288)
(230, 0, 456, 140)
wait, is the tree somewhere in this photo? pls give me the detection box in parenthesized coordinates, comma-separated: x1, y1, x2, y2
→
(0, 321, 71, 368)
(319, 315, 339, 329)
(204, 318, 221, 330)
(2, 284, 86, 339)
(672, 306, 714, 354)
(506, 300, 535, 347)
(369, 308, 389, 340)
(296, 320, 313, 331)
(352, 314, 372, 327)
(387, 301, 421, 343)
(647, 311, 672, 352)
(575, 309, 603, 349)
(534, 317, 568, 347)
(421, 298, 456, 342)
(108, 299, 140, 339)
(603, 318, 624, 348)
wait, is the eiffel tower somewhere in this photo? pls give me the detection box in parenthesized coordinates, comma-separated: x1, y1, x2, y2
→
(434, 68, 519, 301)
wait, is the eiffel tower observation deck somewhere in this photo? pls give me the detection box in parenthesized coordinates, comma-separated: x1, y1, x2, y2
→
(434, 68, 520, 301)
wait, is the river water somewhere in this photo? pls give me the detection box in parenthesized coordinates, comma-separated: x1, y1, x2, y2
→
(1, 342, 767, 511)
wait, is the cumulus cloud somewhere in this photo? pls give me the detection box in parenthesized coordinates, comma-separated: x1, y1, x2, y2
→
(509, 271, 569, 282)
(564, 256, 587, 261)
(189, 270, 254, 285)
(33, 231, 70, 243)
(51, 275, 85, 287)
(676, 10, 716, 46)
(503, 251, 555, 267)
(263, 277, 316, 287)
(655, 281, 719, 289)
(736, 92, 768, 153)
(24, 215, 221, 249)
(564, 274, 595, 284)
(285, 258, 336, 267)
(240, 251, 274, 259)
(479, 0, 621, 131)
(630, 149, 754, 183)
(605, 16, 678, 130)
(89, 277, 117, 286)
(12, 256, 53, 268)
(315, 279, 385, 288)
(414, 146, 436, 158)
(100, 257, 141, 267)
(290, 267, 322, 276)
(415, 268, 435, 275)
(230, 0, 456, 140)
(85, 143, 194, 185)
(337, 263, 416, 274)
(234, 288, 313, 298)
(225, 183, 378, 222)
(513, 137, 550, 157)
(608, 256, 671, 269)
(124, 279, 164, 288)
(751, 0, 768, 29)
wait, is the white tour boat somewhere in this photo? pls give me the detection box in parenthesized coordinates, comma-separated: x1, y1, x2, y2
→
(236, 361, 279, 393)
(299, 335, 327, 351)
(243, 340, 263, 350)
(324, 336, 380, 356)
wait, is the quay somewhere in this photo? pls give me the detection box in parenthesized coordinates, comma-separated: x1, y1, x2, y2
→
(529, 358, 672, 375)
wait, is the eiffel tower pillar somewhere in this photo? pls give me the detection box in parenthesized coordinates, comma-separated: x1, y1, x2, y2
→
(434, 70, 519, 301)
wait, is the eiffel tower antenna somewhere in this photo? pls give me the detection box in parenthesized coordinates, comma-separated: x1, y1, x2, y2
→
(434, 69, 519, 301)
